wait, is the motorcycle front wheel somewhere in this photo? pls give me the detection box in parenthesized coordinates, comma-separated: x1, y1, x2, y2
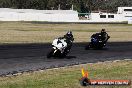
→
(47, 48, 54, 58)
(85, 43, 92, 50)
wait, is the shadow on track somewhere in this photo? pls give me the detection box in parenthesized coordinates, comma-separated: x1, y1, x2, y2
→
(0, 41, 132, 59)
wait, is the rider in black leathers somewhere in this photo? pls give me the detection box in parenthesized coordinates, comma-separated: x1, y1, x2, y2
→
(63, 31, 74, 53)
(100, 29, 110, 43)
(91, 29, 109, 44)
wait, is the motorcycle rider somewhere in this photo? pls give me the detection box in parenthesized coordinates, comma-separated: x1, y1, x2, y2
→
(90, 29, 110, 46)
(64, 31, 74, 42)
(100, 29, 110, 43)
(47, 31, 74, 58)
(85, 29, 110, 50)
(63, 31, 74, 53)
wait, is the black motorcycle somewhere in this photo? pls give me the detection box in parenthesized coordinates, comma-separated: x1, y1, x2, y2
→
(85, 33, 110, 50)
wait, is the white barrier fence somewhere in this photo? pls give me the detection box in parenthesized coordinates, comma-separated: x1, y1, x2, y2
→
(0, 8, 131, 23)
(0, 12, 79, 22)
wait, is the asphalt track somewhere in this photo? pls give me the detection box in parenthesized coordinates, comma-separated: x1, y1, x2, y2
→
(0, 42, 132, 75)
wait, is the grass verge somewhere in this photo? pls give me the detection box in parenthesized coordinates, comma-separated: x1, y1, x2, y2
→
(0, 22, 132, 44)
(0, 60, 131, 88)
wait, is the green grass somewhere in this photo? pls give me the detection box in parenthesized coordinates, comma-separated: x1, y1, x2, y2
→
(0, 22, 132, 44)
(0, 60, 131, 88)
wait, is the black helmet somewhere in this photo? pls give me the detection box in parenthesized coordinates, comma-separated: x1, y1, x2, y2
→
(101, 29, 105, 33)
(66, 31, 72, 35)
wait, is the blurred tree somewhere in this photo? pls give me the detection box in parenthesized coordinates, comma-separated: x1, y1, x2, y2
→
(0, 0, 131, 12)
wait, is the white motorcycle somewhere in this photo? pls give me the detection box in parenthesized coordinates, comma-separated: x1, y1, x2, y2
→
(47, 38, 68, 58)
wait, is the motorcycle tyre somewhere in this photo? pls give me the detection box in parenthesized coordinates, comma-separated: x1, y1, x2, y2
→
(47, 48, 54, 58)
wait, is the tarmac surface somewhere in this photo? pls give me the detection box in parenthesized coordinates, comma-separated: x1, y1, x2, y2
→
(0, 42, 132, 75)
